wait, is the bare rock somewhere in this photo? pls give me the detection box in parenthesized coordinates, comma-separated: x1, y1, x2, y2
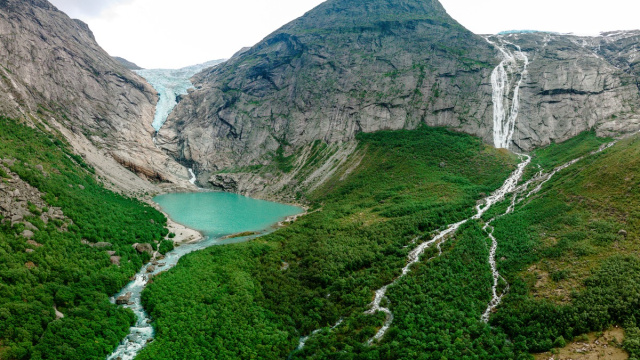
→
(94, 242, 112, 248)
(146, 265, 155, 273)
(25, 261, 36, 269)
(26, 240, 42, 247)
(110, 256, 121, 266)
(21, 230, 35, 239)
(134, 243, 154, 256)
(24, 222, 37, 231)
(618, 229, 628, 237)
(116, 292, 132, 305)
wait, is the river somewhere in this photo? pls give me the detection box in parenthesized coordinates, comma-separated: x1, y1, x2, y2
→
(106, 192, 303, 360)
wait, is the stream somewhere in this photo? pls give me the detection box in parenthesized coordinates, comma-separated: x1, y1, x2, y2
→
(106, 192, 303, 360)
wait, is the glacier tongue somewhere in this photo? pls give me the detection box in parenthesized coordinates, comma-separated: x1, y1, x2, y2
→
(136, 59, 225, 131)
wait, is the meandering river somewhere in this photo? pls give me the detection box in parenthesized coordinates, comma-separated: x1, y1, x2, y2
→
(106, 192, 303, 360)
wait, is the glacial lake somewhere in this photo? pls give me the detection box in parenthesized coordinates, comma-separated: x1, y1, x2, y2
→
(106, 191, 303, 360)
(153, 191, 304, 238)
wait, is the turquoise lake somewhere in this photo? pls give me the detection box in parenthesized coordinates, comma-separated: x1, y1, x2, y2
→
(153, 191, 304, 238)
(107, 192, 303, 360)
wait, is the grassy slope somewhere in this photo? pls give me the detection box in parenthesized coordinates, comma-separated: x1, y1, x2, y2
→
(0, 118, 168, 360)
(489, 133, 640, 357)
(138, 127, 519, 359)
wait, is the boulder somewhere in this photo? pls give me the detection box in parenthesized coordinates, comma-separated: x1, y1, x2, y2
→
(134, 243, 154, 255)
(116, 292, 132, 305)
(110, 256, 121, 266)
(24, 222, 37, 231)
(25, 261, 36, 269)
(618, 229, 628, 237)
(21, 230, 34, 239)
(146, 265, 155, 273)
(94, 242, 112, 248)
(26, 240, 42, 247)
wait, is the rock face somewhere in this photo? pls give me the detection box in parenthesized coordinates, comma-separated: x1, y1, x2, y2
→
(159, 0, 498, 174)
(113, 56, 143, 70)
(0, 0, 193, 194)
(492, 32, 640, 151)
(159, 0, 640, 199)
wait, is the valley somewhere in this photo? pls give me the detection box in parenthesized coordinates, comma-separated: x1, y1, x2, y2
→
(0, 0, 639, 359)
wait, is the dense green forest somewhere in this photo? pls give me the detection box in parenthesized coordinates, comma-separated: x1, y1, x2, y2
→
(4, 117, 638, 360)
(138, 126, 520, 359)
(0, 118, 168, 360)
(140, 127, 640, 359)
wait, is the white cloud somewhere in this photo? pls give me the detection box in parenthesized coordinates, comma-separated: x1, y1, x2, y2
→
(49, 0, 640, 69)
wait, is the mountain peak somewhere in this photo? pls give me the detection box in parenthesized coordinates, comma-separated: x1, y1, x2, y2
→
(280, 0, 455, 33)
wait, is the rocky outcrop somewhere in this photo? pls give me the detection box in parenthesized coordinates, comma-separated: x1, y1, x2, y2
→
(158, 0, 640, 200)
(0, 160, 66, 228)
(0, 0, 194, 195)
(113, 56, 143, 70)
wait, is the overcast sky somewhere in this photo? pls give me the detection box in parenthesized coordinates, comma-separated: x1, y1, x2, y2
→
(49, 0, 640, 69)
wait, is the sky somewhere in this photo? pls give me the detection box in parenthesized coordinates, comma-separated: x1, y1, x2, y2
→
(49, 0, 640, 69)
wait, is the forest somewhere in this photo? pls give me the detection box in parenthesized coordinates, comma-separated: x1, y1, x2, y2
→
(0, 118, 168, 360)
(140, 127, 640, 359)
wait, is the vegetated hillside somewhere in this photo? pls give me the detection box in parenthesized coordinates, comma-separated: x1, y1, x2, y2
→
(0, 0, 192, 194)
(159, 0, 640, 201)
(138, 126, 519, 359)
(0, 118, 172, 360)
(142, 128, 640, 359)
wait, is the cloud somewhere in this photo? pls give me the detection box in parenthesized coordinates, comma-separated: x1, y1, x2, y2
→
(49, 0, 134, 18)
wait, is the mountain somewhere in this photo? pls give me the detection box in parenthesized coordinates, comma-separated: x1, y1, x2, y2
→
(158, 0, 640, 201)
(113, 56, 144, 70)
(157, 0, 499, 197)
(0, 0, 192, 194)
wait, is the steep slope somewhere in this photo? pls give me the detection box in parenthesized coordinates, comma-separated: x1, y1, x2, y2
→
(159, 0, 640, 200)
(0, 0, 192, 194)
(159, 0, 499, 191)
(488, 32, 640, 151)
(113, 56, 144, 70)
(0, 118, 171, 360)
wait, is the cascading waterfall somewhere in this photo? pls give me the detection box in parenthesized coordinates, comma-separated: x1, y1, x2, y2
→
(479, 139, 618, 321)
(188, 168, 197, 185)
(486, 36, 530, 149)
(364, 153, 531, 344)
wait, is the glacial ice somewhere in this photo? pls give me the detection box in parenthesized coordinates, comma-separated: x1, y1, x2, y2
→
(135, 59, 225, 132)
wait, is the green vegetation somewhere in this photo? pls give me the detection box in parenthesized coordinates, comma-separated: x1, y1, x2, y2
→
(0, 118, 168, 360)
(488, 133, 640, 354)
(138, 126, 519, 359)
(523, 131, 610, 180)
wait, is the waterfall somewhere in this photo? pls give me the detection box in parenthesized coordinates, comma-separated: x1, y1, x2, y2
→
(486, 36, 530, 149)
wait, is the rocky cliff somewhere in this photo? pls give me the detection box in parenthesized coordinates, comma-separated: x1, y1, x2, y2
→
(157, 0, 640, 200)
(492, 31, 640, 150)
(158, 0, 499, 187)
(0, 0, 193, 195)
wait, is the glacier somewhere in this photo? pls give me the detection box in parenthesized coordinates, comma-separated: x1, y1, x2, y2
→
(136, 59, 226, 132)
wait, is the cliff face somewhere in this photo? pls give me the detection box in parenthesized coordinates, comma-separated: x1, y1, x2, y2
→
(158, 0, 499, 174)
(159, 0, 640, 197)
(0, 0, 193, 194)
(497, 32, 640, 150)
